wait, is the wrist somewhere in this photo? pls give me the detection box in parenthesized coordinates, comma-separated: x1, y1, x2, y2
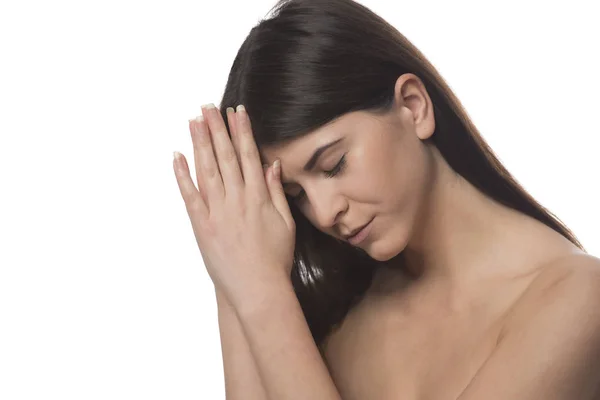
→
(233, 276, 296, 322)
(215, 287, 233, 312)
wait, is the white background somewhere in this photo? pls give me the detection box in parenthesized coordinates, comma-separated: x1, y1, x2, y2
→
(1, 0, 598, 398)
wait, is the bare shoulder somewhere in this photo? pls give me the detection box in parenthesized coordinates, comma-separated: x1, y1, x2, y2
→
(454, 252, 600, 399)
(500, 251, 600, 339)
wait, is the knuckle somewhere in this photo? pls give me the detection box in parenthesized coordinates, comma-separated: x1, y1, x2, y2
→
(221, 149, 238, 163)
(187, 194, 202, 211)
(204, 165, 220, 180)
(227, 195, 246, 214)
(203, 218, 219, 237)
(227, 187, 244, 203)
(243, 189, 259, 205)
(197, 132, 212, 145)
(198, 141, 213, 152)
(241, 146, 258, 160)
(252, 192, 270, 207)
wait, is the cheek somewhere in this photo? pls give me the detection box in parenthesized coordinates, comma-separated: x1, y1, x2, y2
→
(376, 147, 429, 214)
(351, 142, 400, 200)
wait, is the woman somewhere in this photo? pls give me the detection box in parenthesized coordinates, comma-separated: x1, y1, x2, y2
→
(173, 0, 600, 398)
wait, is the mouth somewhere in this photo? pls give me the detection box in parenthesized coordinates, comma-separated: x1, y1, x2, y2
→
(343, 217, 374, 244)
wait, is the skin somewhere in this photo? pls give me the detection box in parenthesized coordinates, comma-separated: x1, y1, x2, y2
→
(261, 73, 585, 295)
(260, 73, 600, 399)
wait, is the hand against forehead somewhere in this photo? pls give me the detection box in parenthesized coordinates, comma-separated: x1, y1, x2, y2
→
(173, 103, 296, 311)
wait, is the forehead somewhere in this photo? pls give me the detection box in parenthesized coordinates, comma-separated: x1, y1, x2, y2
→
(259, 131, 319, 166)
(259, 111, 364, 165)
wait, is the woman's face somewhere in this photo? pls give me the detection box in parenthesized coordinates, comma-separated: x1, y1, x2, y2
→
(260, 74, 437, 261)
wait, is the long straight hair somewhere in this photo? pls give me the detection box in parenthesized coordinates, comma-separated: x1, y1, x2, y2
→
(216, 0, 585, 353)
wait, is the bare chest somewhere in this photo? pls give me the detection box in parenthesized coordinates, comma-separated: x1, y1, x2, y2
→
(323, 294, 511, 400)
(323, 238, 583, 399)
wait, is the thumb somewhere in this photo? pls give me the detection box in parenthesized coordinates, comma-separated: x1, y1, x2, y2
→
(267, 159, 295, 230)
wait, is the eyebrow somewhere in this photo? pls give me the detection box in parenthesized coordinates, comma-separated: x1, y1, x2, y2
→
(282, 137, 344, 189)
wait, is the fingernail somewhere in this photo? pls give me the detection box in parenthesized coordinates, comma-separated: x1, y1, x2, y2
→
(273, 159, 281, 178)
(226, 107, 234, 114)
(202, 103, 215, 110)
(173, 151, 182, 168)
(195, 115, 204, 122)
(236, 104, 245, 112)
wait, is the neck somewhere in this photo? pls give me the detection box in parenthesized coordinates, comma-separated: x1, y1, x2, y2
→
(399, 147, 577, 294)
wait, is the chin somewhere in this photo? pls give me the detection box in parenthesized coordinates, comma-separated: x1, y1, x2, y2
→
(364, 238, 406, 262)
(365, 225, 409, 262)
(369, 249, 401, 262)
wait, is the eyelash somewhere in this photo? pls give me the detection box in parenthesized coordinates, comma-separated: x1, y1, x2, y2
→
(289, 155, 347, 203)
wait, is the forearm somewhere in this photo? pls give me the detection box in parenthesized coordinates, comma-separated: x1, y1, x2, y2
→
(215, 288, 268, 400)
(235, 279, 342, 400)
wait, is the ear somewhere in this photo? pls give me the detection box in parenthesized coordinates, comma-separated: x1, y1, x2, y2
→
(393, 73, 436, 141)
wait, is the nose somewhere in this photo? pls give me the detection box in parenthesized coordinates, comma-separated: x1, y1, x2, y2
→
(306, 185, 348, 230)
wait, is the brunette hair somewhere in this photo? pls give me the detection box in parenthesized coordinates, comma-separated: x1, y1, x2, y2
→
(216, 0, 585, 354)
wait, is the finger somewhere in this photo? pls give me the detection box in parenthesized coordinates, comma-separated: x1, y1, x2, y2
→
(189, 118, 208, 205)
(266, 159, 295, 230)
(173, 151, 208, 219)
(235, 105, 270, 202)
(192, 114, 225, 207)
(201, 103, 244, 197)
(225, 107, 244, 180)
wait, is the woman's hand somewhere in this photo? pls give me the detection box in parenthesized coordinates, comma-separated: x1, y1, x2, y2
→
(173, 103, 296, 311)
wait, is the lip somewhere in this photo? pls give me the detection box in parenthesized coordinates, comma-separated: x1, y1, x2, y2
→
(347, 218, 374, 245)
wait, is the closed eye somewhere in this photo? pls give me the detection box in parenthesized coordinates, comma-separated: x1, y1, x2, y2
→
(289, 154, 347, 203)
